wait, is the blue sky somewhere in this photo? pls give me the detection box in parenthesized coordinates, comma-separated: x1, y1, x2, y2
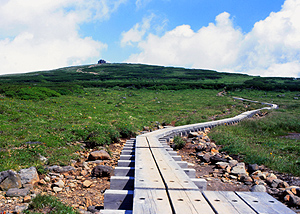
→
(1, 0, 299, 77)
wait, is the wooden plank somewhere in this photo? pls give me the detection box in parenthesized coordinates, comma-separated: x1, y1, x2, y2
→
(135, 136, 149, 148)
(169, 190, 214, 214)
(150, 147, 198, 190)
(134, 147, 165, 189)
(236, 192, 296, 214)
(203, 191, 255, 214)
(146, 136, 165, 148)
(133, 189, 172, 214)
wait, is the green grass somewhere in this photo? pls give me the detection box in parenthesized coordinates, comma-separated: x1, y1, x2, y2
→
(209, 90, 300, 176)
(24, 194, 79, 214)
(0, 63, 299, 177)
(0, 88, 251, 172)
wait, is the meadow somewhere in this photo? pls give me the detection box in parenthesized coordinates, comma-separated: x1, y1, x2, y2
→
(0, 63, 299, 176)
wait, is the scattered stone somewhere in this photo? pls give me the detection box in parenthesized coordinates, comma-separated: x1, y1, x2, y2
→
(197, 153, 211, 163)
(14, 204, 29, 213)
(0, 170, 10, 183)
(53, 187, 63, 193)
(6, 188, 30, 197)
(82, 180, 93, 188)
(231, 163, 247, 176)
(46, 165, 75, 173)
(188, 132, 199, 138)
(19, 166, 40, 185)
(248, 164, 259, 173)
(228, 160, 238, 167)
(250, 185, 267, 192)
(0, 171, 22, 191)
(210, 154, 227, 164)
(216, 162, 229, 169)
(91, 165, 113, 177)
(23, 195, 31, 203)
(44, 176, 50, 182)
(195, 143, 206, 152)
(270, 179, 284, 188)
(88, 150, 111, 161)
(53, 179, 64, 188)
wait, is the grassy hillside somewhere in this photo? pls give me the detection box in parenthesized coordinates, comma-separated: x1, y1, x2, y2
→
(0, 63, 299, 175)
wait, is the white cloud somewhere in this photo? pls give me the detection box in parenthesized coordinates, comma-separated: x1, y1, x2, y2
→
(121, 14, 154, 47)
(0, 0, 124, 75)
(125, 0, 300, 77)
(135, 0, 152, 9)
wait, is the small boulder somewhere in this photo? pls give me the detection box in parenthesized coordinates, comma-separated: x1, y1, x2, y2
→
(196, 153, 211, 163)
(216, 162, 229, 169)
(269, 179, 283, 188)
(82, 180, 93, 188)
(19, 166, 40, 186)
(53, 187, 63, 193)
(6, 188, 30, 197)
(52, 179, 64, 188)
(228, 160, 238, 167)
(250, 185, 267, 192)
(91, 165, 113, 177)
(231, 163, 247, 176)
(195, 143, 206, 152)
(88, 150, 111, 161)
(0, 171, 22, 191)
(188, 132, 199, 138)
(46, 165, 75, 173)
(248, 164, 259, 173)
(210, 154, 227, 164)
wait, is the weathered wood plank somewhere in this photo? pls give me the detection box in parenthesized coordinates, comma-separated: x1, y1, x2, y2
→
(134, 147, 165, 189)
(133, 189, 172, 214)
(169, 190, 215, 214)
(150, 147, 198, 190)
(236, 192, 296, 214)
(203, 191, 255, 214)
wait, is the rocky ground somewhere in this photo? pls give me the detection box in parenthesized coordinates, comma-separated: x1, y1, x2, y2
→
(1, 129, 300, 213)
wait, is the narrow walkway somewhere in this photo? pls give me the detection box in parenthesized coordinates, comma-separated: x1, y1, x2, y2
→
(102, 98, 295, 214)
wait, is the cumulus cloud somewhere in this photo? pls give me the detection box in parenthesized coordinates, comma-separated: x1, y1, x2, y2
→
(0, 0, 125, 75)
(125, 0, 300, 77)
(121, 14, 154, 47)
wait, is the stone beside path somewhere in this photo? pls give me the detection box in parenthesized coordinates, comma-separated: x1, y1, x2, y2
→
(173, 128, 300, 210)
(0, 142, 124, 214)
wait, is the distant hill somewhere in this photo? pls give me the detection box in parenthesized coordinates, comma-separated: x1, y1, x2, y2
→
(0, 63, 299, 97)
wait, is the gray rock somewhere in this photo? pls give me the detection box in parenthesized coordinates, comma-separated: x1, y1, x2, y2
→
(14, 204, 29, 213)
(19, 166, 39, 185)
(216, 162, 229, 169)
(0, 171, 22, 191)
(195, 143, 206, 152)
(228, 160, 238, 167)
(46, 165, 75, 173)
(88, 150, 111, 161)
(248, 164, 259, 173)
(231, 163, 247, 176)
(270, 179, 284, 188)
(0, 170, 11, 183)
(6, 188, 30, 197)
(53, 187, 63, 193)
(52, 179, 64, 188)
(91, 165, 113, 177)
(250, 185, 267, 192)
(188, 132, 199, 138)
(196, 153, 211, 163)
(87, 205, 103, 213)
(210, 154, 227, 164)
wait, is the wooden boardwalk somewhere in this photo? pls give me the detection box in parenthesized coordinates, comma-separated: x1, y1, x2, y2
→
(102, 99, 295, 214)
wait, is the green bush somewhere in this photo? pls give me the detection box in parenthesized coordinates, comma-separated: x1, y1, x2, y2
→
(172, 136, 186, 150)
(24, 194, 79, 214)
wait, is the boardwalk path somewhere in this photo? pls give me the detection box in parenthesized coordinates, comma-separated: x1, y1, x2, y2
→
(101, 98, 295, 214)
